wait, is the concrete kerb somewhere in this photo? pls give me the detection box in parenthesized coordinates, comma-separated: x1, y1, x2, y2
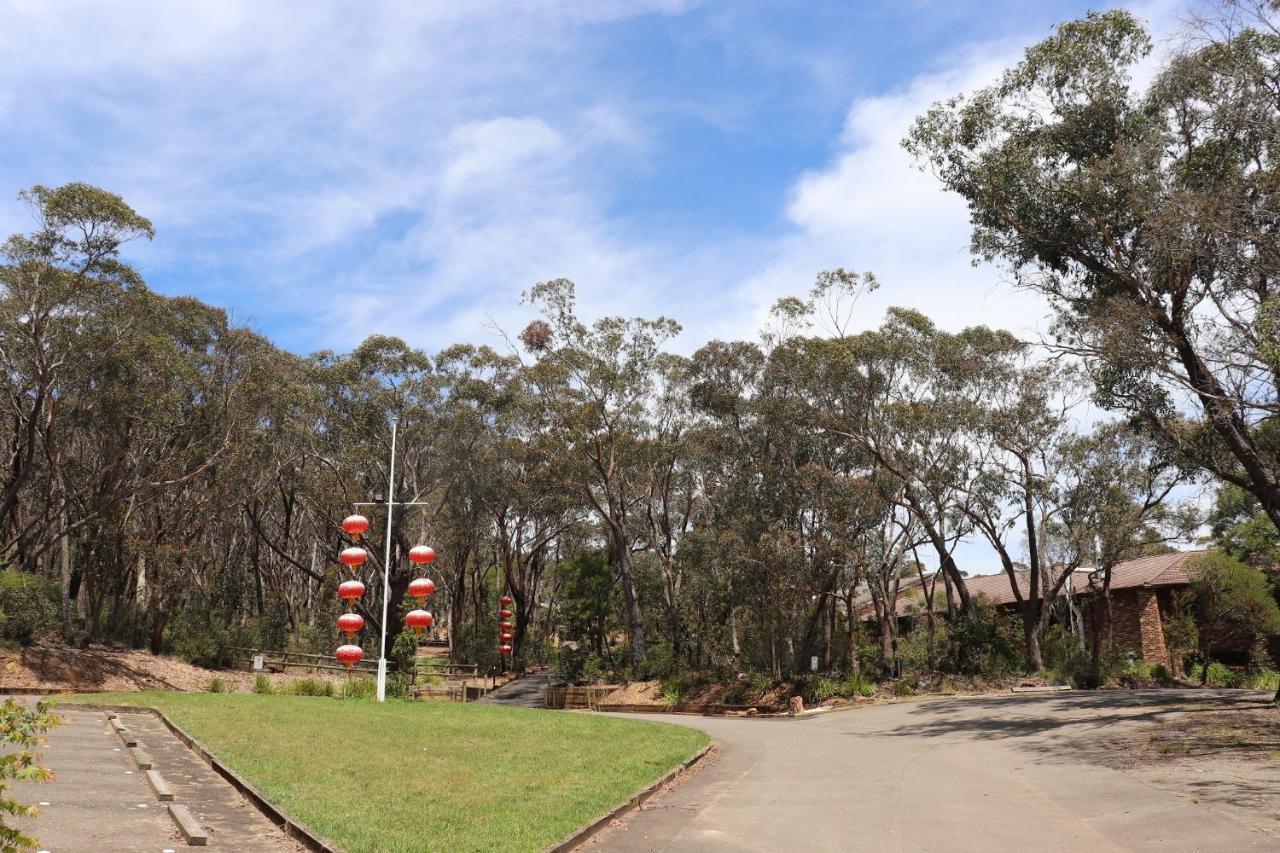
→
(75, 702, 342, 853)
(542, 742, 713, 853)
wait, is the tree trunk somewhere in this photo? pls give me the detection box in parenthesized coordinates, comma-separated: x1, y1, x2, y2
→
(608, 521, 646, 677)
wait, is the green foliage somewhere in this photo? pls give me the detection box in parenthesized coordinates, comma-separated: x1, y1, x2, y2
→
(940, 610, 1020, 677)
(1161, 593, 1199, 670)
(641, 640, 677, 680)
(252, 674, 274, 695)
(259, 602, 289, 653)
(659, 674, 692, 708)
(803, 671, 877, 705)
(0, 698, 60, 851)
(206, 677, 233, 693)
(0, 573, 57, 645)
(1188, 553, 1280, 666)
(284, 678, 335, 697)
(389, 631, 418, 675)
(1041, 625, 1093, 687)
(169, 593, 255, 668)
(342, 677, 377, 700)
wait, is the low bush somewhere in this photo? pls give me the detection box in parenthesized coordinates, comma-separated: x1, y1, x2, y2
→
(1187, 661, 1240, 688)
(252, 674, 274, 695)
(659, 674, 692, 708)
(0, 572, 58, 645)
(206, 677, 233, 693)
(285, 677, 335, 697)
(341, 677, 376, 700)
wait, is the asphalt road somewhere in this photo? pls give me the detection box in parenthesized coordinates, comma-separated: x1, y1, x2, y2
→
(592, 690, 1279, 853)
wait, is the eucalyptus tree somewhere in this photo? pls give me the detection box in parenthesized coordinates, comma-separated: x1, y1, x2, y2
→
(1057, 423, 1198, 680)
(907, 5, 1280, 532)
(0, 184, 153, 568)
(952, 351, 1082, 670)
(791, 307, 982, 618)
(519, 279, 681, 676)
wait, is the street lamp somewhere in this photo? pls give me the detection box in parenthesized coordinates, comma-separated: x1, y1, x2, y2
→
(335, 414, 436, 702)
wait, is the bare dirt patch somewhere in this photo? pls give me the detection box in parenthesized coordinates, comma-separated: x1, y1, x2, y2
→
(0, 644, 352, 693)
(1085, 696, 1280, 834)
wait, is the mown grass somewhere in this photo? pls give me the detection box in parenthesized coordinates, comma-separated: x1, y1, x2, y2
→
(63, 692, 707, 852)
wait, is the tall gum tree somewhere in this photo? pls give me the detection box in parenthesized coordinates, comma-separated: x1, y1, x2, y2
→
(906, 6, 1280, 534)
(519, 279, 681, 677)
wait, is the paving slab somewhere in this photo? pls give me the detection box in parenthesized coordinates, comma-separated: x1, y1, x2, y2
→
(12, 707, 179, 852)
(13, 705, 300, 852)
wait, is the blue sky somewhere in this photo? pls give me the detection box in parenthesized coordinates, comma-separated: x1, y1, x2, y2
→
(0, 0, 1185, 570)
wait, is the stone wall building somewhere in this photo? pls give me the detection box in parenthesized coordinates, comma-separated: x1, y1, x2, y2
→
(856, 550, 1236, 673)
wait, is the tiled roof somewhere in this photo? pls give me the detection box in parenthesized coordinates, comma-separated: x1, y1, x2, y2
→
(854, 550, 1208, 618)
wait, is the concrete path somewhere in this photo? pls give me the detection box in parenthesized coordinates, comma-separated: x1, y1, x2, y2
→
(13, 706, 299, 852)
(480, 672, 557, 707)
(590, 690, 1279, 853)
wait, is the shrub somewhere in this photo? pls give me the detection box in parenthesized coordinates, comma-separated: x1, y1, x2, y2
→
(641, 641, 677, 680)
(723, 682, 749, 705)
(659, 674, 692, 708)
(206, 677, 233, 693)
(342, 677, 377, 700)
(390, 631, 418, 675)
(806, 676, 841, 704)
(286, 677, 335, 697)
(841, 673, 876, 698)
(748, 672, 773, 696)
(0, 573, 58, 645)
(385, 673, 412, 699)
(252, 674, 274, 695)
(579, 656, 607, 685)
(1187, 661, 1241, 688)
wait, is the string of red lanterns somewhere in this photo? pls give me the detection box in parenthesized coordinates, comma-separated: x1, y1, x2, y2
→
(335, 514, 440, 677)
(335, 515, 370, 672)
(498, 594, 514, 658)
(405, 544, 436, 638)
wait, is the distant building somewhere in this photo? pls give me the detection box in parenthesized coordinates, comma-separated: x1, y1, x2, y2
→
(853, 550, 1244, 672)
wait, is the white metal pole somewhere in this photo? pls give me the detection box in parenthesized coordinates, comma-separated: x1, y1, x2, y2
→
(376, 415, 399, 702)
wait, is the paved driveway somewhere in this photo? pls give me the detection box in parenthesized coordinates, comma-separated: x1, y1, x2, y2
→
(592, 690, 1278, 852)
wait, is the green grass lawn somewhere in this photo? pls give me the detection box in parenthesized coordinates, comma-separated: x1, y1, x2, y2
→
(63, 692, 707, 852)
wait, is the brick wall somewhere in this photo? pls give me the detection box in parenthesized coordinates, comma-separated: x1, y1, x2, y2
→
(1092, 588, 1171, 667)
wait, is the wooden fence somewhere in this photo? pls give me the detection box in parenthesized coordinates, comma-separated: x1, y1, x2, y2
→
(544, 685, 619, 710)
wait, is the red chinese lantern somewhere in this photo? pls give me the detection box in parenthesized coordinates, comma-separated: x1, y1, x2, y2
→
(499, 609, 513, 620)
(499, 632, 513, 642)
(339, 546, 367, 568)
(336, 645, 364, 669)
(408, 545, 436, 565)
(341, 514, 370, 541)
(338, 580, 366, 601)
(406, 609, 434, 634)
(498, 644, 513, 655)
(337, 613, 364, 637)
(500, 595, 513, 606)
(408, 577, 436, 600)
(499, 621, 513, 631)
